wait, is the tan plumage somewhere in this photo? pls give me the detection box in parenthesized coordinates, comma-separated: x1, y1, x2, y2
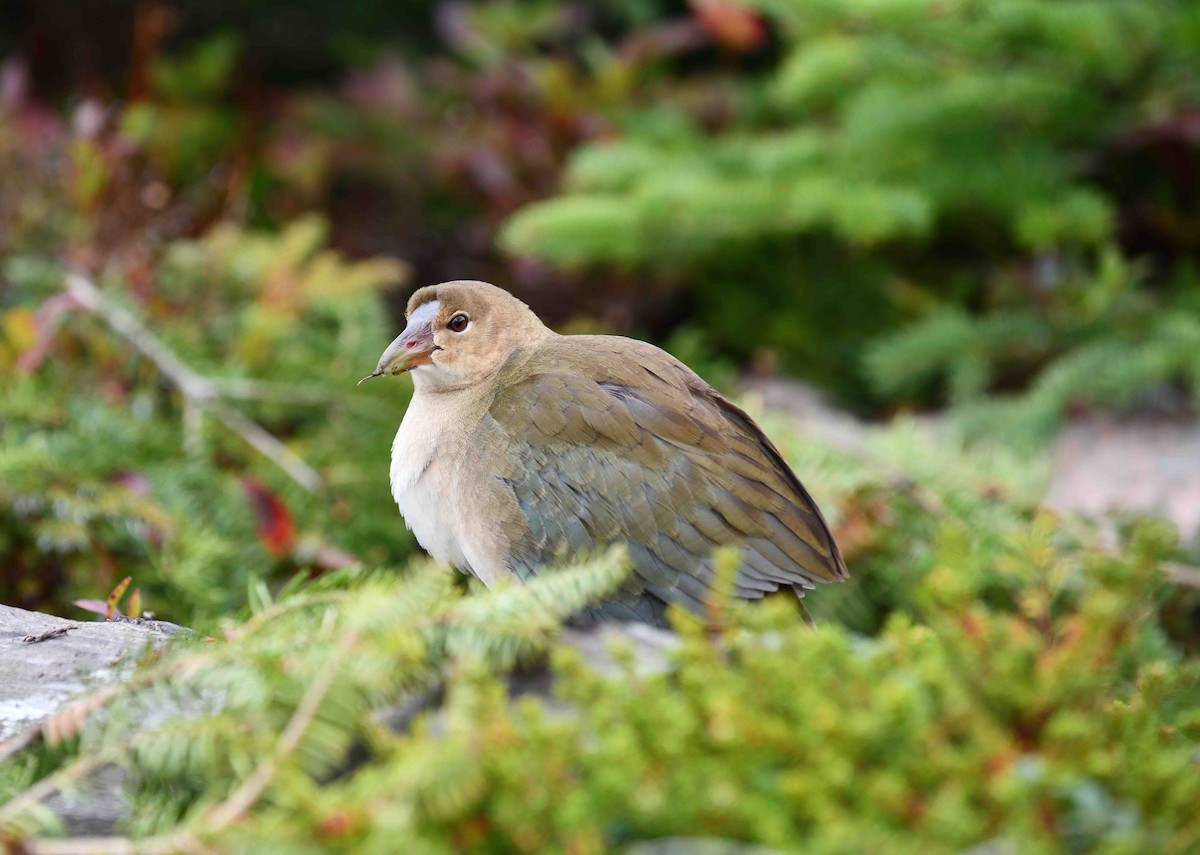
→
(365, 280, 847, 625)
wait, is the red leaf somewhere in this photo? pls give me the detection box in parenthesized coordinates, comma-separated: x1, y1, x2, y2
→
(244, 478, 296, 558)
(690, 0, 767, 52)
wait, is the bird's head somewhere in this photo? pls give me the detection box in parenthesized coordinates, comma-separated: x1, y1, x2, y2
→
(359, 280, 548, 392)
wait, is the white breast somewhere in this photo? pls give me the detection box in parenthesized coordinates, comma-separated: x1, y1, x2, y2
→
(389, 385, 515, 585)
(390, 390, 467, 570)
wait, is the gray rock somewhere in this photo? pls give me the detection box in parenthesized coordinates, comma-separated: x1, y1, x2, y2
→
(742, 376, 869, 453)
(36, 763, 132, 837)
(0, 604, 190, 743)
(0, 604, 192, 836)
(1046, 415, 1200, 541)
(560, 621, 678, 679)
(748, 376, 1200, 541)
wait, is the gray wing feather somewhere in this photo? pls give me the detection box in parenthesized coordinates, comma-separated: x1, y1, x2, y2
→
(489, 364, 846, 617)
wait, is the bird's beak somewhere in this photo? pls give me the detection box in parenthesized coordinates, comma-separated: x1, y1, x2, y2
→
(357, 310, 438, 386)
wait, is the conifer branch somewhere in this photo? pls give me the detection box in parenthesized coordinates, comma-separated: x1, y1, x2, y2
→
(63, 272, 324, 493)
(202, 632, 360, 831)
(1, 632, 357, 852)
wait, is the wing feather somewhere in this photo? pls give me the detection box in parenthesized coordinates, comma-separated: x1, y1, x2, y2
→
(488, 343, 846, 618)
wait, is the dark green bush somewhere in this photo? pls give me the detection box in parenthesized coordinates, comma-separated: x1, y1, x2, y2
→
(502, 0, 1200, 416)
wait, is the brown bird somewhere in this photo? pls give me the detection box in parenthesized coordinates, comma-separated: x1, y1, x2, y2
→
(361, 280, 847, 626)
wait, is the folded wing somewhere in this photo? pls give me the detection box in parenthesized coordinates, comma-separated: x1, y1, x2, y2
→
(487, 339, 846, 618)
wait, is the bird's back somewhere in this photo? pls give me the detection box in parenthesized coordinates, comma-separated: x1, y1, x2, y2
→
(485, 334, 847, 624)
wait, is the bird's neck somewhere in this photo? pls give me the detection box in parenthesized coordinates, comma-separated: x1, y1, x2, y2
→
(410, 341, 543, 397)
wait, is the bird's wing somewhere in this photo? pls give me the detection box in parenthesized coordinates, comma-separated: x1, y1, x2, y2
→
(487, 349, 846, 616)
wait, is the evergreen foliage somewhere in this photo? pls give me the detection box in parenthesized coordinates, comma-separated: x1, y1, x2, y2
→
(501, 0, 1200, 416)
(4, 420, 1200, 854)
(1, 217, 412, 628)
(865, 256, 1200, 444)
(2, 473, 1200, 855)
(3, 5, 1200, 853)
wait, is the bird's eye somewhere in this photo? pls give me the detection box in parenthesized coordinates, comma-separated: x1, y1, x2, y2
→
(448, 313, 469, 332)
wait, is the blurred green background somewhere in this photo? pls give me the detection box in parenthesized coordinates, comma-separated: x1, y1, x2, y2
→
(2, 0, 1199, 625)
(4, 4, 1200, 853)
(2, 0, 1200, 629)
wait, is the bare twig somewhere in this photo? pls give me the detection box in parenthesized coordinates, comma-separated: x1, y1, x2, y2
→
(13, 832, 216, 855)
(64, 272, 324, 493)
(22, 626, 75, 644)
(11, 836, 152, 855)
(1163, 561, 1200, 589)
(209, 377, 332, 404)
(206, 399, 322, 494)
(0, 725, 43, 764)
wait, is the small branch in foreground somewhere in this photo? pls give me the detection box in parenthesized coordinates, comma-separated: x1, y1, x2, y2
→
(1163, 561, 1200, 589)
(22, 626, 75, 644)
(6, 837, 176, 855)
(63, 272, 324, 494)
(11, 832, 216, 855)
(0, 723, 42, 765)
(209, 377, 333, 404)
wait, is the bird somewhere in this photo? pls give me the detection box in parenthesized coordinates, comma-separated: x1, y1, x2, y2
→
(359, 280, 847, 626)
